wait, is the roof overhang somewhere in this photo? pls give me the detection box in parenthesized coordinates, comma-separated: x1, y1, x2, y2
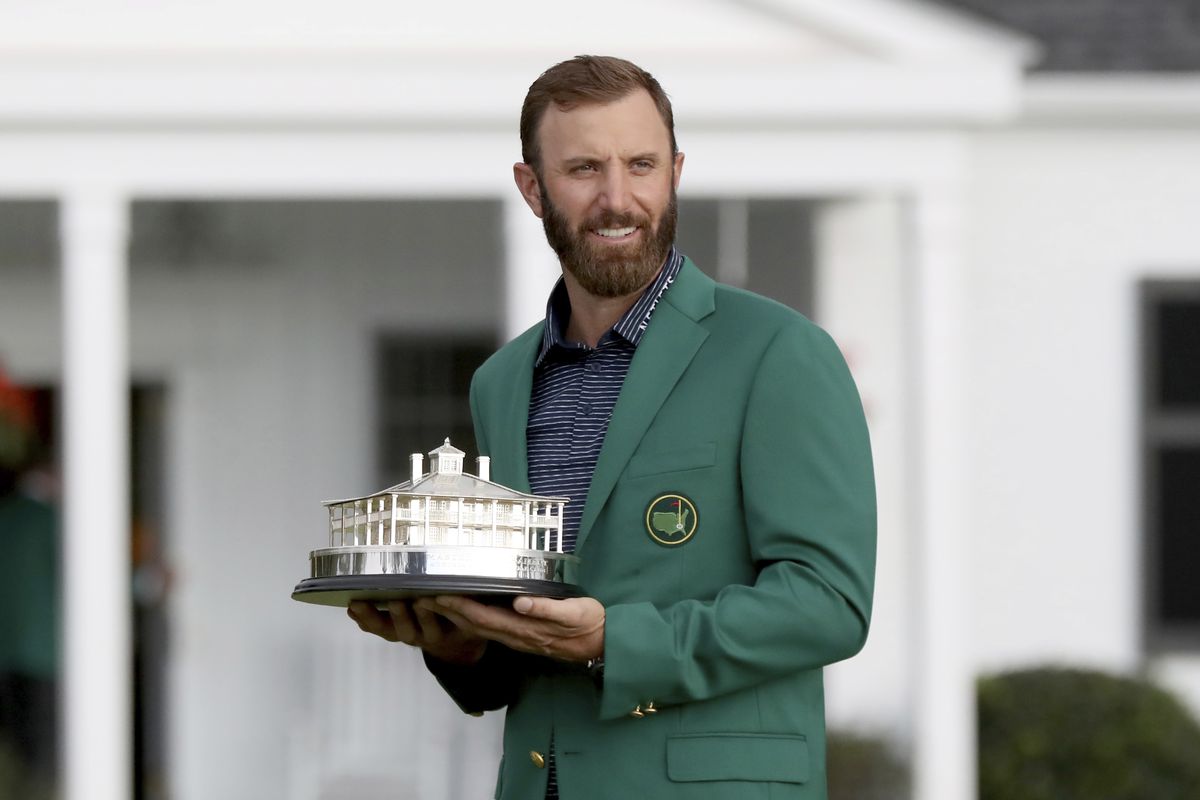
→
(0, 0, 1036, 128)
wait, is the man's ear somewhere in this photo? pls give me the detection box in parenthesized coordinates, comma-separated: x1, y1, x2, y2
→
(513, 162, 544, 218)
(672, 152, 686, 191)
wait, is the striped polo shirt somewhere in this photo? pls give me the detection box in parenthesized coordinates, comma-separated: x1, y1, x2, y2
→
(527, 246, 684, 554)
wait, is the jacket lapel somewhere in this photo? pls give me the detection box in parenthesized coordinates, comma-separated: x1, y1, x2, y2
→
(490, 326, 541, 494)
(574, 260, 716, 554)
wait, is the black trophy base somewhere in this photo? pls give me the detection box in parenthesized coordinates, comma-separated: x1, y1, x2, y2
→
(291, 574, 584, 608)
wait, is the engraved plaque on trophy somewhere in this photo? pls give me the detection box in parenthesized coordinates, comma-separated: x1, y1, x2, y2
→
(291, 438, 581, 607)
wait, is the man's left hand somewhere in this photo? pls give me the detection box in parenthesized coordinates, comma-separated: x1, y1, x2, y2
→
(415, 594, 604, 664)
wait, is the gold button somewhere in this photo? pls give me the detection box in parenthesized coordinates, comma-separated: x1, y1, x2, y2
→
(630, 705, 645, 719)
(530, 750, 546, 769)
(644, 702, 657, 714)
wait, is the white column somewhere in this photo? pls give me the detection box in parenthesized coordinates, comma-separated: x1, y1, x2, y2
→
(452, 498, 461, 545)
(503, 193, 561, 341)
(557, 502, 565, 553)
(907, 185, 974, 800)
(522, 501, 531, 549)
(390, 496, 399, 546)
(490, 499, 498, 546)
(60, 187, 132, 800)
(367, 497, 374, 545)
(422, 496, 430, 545)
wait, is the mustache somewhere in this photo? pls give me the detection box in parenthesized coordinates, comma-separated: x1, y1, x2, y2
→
(580, 211, 648, 231)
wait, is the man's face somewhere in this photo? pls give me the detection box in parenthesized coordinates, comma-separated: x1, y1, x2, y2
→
(516, 89, 685, 299)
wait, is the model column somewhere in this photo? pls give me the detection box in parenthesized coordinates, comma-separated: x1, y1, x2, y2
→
(60, 187, 132, 800)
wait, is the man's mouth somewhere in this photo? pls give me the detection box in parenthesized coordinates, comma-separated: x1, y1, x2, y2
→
(592, 226, 639, 239)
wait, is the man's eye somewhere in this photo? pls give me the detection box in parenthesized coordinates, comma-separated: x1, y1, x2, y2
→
(572, 164, 595, 173)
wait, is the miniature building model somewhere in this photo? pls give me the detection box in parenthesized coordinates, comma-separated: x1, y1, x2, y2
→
(295, 438, 580, 605)
(324, 438, 568, 553)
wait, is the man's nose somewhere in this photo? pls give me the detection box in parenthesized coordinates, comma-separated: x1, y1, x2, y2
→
(597, 169, 632, 214)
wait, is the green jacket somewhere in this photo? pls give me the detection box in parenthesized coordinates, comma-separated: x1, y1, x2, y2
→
(435, 259, 876, 799)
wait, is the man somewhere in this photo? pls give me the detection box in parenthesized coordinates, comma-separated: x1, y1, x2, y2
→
(349, 55, 876, 799)
(0, 365, 57, 798)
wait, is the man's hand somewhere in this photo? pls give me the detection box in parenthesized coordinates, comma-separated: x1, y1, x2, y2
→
(416, 594, 605, 664)
(347, 599, 487, 666)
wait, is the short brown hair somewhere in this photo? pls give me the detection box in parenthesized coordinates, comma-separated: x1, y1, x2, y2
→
(520, 55, 677, 173)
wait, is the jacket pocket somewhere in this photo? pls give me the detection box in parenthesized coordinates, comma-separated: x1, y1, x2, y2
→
(628, 442, 717, 478)
(666, 733, 809, 784)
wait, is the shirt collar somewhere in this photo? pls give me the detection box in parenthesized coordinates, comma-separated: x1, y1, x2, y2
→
(536, 247, 684, 366)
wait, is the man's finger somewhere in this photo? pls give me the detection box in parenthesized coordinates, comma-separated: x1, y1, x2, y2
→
(412, 603, 447, 644)
(416, 597, 483, 636)
(511, 595, 580, 624)
(425, 596, 537, 642)
(382, 600, 421, 644)
(349, 601, 399, 642)
(431, 595, 509, 628)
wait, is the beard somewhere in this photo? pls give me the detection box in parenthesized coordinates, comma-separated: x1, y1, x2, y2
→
(540, 184, 677, 298)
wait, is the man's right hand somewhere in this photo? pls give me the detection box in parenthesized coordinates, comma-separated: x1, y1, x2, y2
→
(347, 599, 487, 666)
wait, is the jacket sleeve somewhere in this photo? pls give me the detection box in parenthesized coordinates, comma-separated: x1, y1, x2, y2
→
(423, 644, 529, 715)
(596, 321, 877, 720)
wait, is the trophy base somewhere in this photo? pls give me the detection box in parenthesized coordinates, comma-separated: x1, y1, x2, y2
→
(292, 574, 583, 607)
(292, 544, 582, 607)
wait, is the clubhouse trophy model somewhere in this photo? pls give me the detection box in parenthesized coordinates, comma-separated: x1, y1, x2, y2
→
(292, 438, 580, 607)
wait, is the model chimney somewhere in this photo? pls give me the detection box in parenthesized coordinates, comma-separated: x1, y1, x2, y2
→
(477, 455, 490, 482)
(411, 452, 423, 483)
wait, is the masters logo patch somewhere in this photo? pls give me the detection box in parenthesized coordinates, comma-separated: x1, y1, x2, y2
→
(645, 493, 698, 546)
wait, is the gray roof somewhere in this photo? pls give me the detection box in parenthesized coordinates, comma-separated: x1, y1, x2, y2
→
(937, 0, 1200, 72)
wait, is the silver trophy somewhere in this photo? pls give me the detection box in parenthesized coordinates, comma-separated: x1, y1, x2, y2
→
(292, 438, 581, 607)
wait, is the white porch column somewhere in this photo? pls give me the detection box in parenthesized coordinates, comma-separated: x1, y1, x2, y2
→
(503, 193, 560, 341)
(60, 187, 132, 800)
(908, 185, 974, 800)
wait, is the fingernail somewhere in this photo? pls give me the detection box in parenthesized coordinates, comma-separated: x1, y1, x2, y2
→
(435, 595, 452, 607)
(513, 596, 533, 614)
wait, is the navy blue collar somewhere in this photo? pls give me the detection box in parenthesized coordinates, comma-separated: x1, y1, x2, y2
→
(535, 247, 684, 366)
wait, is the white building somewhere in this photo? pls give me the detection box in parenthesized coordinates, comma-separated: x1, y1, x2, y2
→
(1, 1, 1198, 799)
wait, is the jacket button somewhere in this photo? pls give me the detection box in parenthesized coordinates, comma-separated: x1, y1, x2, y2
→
(630, 705, 645, 719)
(530, 750, 546, 769)
(644, 702, 657, 714)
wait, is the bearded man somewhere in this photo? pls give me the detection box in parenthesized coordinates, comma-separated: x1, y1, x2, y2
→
(349, 55, 877, 800)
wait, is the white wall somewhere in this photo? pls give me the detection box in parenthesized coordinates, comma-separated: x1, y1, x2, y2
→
(964, 128, 1200, 704)
(816, 196, 914, 740)
(0, 199, 511, 799)
(156, 200, 507, 800)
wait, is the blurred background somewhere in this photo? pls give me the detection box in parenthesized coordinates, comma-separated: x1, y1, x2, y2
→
(2, 0, 1199, 798)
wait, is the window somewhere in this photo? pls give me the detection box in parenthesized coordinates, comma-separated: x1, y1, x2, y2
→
(377, 334, 494, 486)
(675, 198, 817, 317)
(1141, 280, 1200, 649)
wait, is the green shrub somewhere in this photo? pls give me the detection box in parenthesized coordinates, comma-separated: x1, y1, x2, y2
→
(978, 666, 1200, 800)
(827, 729, 910, 800)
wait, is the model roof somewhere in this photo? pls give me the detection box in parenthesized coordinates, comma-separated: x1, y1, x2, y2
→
(324, 472, 569, 506)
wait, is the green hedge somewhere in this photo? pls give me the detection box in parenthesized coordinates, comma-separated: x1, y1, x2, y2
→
(827, 729, 909, 800)
(978, 666, 1200, 800)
